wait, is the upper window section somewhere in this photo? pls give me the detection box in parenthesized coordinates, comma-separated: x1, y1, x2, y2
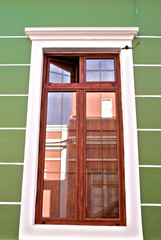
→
(86, 59, 115, 82)
(48, 56, 116, 84)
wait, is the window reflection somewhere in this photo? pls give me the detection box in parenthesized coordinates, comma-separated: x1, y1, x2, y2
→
(42, 92, 76, 218)
(86, 92, 119, 218)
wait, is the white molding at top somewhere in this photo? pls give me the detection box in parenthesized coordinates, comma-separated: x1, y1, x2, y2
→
(25, 27, 139, 41)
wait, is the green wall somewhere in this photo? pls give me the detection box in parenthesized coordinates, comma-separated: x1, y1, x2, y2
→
(0, 0, 161, 239)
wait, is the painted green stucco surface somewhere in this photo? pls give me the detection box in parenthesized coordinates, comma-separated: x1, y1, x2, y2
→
(0, 130, 25, 162)
(0, 205, 20, 240)
(140, 168, 161, 203)
(0, 96, 28, 127)
(0, 0, 136, 36)
(136, 0, 161, 36)
(136, 98, 161, 129)
(142, 206, 161, 240)
(0, 66, 29, 94)
(0, 39, 31, 64)
(138, 131, 161, 165)
(1, 0, 161, 36)
(134, 67, 161, 95)
(0, 165, 23, 202)
(133, 38, 161, 64)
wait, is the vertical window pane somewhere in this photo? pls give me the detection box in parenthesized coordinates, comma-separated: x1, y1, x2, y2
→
(86, 59, 115, 82)
(86, 92, 119, 219)
(42, 92, 77, 218)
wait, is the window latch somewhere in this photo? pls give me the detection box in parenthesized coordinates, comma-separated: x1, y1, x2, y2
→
(122, 45, 133, 50)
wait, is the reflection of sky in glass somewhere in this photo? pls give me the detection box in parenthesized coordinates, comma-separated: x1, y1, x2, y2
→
(47, 92, 73, 125)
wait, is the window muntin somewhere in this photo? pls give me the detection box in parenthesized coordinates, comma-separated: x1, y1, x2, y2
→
(35, 54, 125, 226)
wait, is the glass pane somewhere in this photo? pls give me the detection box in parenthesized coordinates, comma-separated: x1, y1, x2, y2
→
(86, 59, 115, 82)
(49, 72, 62, 83)
(49, 62, 75, 83)
(86, 71, 100, 82)
(101, 59, 114, 70)
(50, 63, 63, 74)
(42, 92, 77, 219)
(101, 71, 115, 82)
(86, 59, 100, 70)
(86, 92, 119, 219)
(63, 75, 71, 83)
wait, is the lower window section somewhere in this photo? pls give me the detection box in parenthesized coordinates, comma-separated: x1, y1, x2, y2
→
(36, 90, 124, 225)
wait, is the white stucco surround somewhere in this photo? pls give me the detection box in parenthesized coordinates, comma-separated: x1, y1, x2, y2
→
(19, 27, 143, 240)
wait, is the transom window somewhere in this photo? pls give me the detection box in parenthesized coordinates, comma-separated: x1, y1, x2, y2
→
(86, 59, 115, 82)
(35, 54, 126, 226)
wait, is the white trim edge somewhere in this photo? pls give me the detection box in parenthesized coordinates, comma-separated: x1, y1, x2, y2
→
(137, 129, 161, 131)
(0, 128, 26, 130)
(141, 204, 161, 207)
(0, 64, 30, 66)
(137, 36, 161, 39)
(0, 36, 27, 38)
(0, 162, 24, 165)
(135, 95, 161, 98)
(0, 94, 28, 97)
(139, 165, 161, 168)
(0, 202, 21, 205)
(133, 64, 161, 67)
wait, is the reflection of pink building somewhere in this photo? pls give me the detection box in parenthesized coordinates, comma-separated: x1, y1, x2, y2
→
(43, 92, 118, 219)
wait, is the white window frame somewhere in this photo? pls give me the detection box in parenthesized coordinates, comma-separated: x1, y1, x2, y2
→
(19, 27, 143, 240)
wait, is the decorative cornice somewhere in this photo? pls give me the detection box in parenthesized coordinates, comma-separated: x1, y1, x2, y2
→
(25, 27, 139, 41)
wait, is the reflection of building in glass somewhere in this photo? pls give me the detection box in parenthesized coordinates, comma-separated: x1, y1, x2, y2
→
(42, 92, 119, 219)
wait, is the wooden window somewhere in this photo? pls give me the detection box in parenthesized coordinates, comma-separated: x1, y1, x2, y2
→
(35, 54, 126, 226)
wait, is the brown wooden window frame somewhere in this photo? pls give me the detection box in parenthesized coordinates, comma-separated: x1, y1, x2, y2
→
(35, 53, 126, 226)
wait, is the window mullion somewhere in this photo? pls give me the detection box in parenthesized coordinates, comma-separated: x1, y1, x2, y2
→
(77, 89, 85, 221)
